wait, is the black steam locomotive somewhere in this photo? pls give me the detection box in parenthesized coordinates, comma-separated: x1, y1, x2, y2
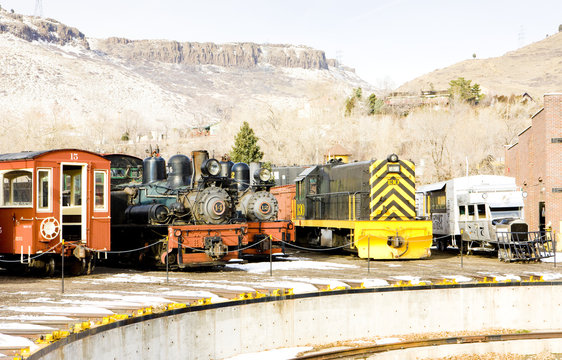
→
(105, 150, 282, 268)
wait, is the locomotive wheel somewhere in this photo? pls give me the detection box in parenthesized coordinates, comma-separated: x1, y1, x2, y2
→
(166, 251, 177, 266)
(44, 257, 56, 277)
(68, 258, 87, 276)
(84, 255, 96, 275)
(437, 238, 448, 252)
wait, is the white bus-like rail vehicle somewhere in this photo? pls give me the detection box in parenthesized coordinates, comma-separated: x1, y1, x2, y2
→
(416, 175, 553, 261)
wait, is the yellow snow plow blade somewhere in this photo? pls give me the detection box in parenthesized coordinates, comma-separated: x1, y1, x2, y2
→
(354, 220, 432, 259)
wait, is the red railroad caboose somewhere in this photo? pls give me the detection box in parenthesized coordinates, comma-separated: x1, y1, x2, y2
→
(0, 149, 110, 275)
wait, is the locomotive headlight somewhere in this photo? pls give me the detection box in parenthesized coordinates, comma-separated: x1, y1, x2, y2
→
(387, 154, 399, 163)
(258, 168, 272, 182)
(388, 164, 400, 173)
(202, 159, 221, 176)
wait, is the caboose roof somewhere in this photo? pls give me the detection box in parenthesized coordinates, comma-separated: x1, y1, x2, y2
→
(0, 149, 105, 162)
(0, 150, 51, 162)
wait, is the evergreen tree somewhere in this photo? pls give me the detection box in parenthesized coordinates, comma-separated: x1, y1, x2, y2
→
(230, 121, 264, 163)
(448, 77, 483, 104)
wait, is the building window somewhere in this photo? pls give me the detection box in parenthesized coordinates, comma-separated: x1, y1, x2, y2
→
(94, 171, 107, 211)
(1, 170, 32, 207)
(37, 169, 51, 211)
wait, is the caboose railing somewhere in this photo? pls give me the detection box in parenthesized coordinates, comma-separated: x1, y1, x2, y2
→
(496, 230, 554, 261)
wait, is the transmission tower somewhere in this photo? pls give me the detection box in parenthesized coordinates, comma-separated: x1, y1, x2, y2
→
(34, 0, 44, 18)
(518, 25, 526, 48)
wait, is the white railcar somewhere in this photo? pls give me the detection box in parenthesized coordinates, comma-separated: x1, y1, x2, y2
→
(417, 175, 528, 253)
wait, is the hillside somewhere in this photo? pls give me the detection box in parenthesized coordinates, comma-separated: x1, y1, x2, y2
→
(0, 8, 371, 157)
(398, 31, 562, 98)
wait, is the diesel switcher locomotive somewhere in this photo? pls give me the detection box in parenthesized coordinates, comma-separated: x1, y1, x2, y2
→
(280, 154, 432, 259)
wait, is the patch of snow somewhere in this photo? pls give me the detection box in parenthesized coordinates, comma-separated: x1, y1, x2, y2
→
(361, 278, 390, 287)
(225, 260, 357, 274)
(390, 275, 425, 285)
(0, 315, 75, 323)
(224, 346, 313, 360)
(4, 306, 113, 317)
(442, 275, 472, 283)
(251, 280, 318, 294)
(375, 337, 403, 345)
(279, 277, 350, 289)
(386, 264, 402, 267)
(0, 322, 54, 332)
(0, 333, 38, 351)
(529, 272, 562, 281)
(161, 290, 229, 303)
(541, 253, 562, 263)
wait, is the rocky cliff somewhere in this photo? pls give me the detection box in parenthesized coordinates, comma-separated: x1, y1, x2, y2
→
(93, 38, 333, 70)
(0, 9, 88, 48)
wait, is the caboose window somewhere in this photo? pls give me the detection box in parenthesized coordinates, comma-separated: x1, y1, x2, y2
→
(63, 170, 82, 207)
(37, 169, 51, 211)
(1, 170, 32, 207)
(94, 170, 107, 211)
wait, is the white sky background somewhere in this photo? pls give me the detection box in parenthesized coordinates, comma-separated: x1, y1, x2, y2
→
(1, 0, 561, 87)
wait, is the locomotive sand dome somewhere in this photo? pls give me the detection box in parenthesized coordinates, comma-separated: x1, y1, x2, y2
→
(292, 154, 432, 259)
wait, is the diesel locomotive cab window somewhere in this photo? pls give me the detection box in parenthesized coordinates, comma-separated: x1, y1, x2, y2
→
(309, 178, 317, 195)
(1, 170, 32, 207)
(94, 171, 107, 211)
(37, 169, 51, 211)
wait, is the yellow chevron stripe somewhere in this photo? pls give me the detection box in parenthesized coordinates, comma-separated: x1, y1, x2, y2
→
(369, 186, 415, 207)
(370, 204, 410, 220)
(369, 177, 415, 198)
(370, 194, 415, 216)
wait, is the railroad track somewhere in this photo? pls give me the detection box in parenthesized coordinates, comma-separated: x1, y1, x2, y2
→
(294, 332, 562, 359)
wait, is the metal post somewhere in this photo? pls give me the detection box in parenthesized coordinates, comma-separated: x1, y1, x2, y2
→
(269, 235, 273, 276)
(166, 236, 169, 284)
(460, 236, 464, 269)
(61, 240, 65, 294)
(368, 236, 370, 274)
(554, 230, 557, 269)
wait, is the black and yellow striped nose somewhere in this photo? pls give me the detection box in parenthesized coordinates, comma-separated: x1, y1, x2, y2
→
(369, 159, 416, 220)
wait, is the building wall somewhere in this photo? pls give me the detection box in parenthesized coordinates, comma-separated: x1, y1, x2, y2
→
(506, 94, 562, 239)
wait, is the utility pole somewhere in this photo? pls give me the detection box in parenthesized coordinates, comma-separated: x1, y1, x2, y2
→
(34, 0, 43, 18)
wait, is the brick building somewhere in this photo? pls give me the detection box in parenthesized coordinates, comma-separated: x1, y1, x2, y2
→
(505, 93, 562, 239)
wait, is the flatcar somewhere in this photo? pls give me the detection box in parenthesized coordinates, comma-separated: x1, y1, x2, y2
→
(0, 149, 111, 275)
(107, 150, 292, 269)
(274, 154, 432, 259)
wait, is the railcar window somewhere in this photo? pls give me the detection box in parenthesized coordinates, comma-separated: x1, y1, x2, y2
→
(37, 169, 50, 210)
(1, 170, 32, 207)
(94, 171, 107, 210)
(468, 205, 475, 220)
(477, 204, 486, 219)
(74, 175, 82, 206)
(459, 205, 466, 220)
(490, 206, 522, 219)
(429, 194, 446, 211)
(63, 171, 82, 207)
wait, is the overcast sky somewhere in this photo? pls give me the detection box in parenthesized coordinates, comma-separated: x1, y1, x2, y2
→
(1, 0, 561, 87)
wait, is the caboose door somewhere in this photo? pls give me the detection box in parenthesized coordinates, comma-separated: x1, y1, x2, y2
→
(61, 164, 87, 243)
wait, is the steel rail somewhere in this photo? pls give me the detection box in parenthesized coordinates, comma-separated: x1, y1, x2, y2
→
(293, 331, 562, 359)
